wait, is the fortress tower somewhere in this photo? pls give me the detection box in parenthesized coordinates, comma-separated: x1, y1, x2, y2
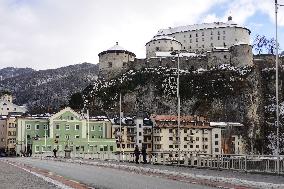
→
(98, 42, 136, 79)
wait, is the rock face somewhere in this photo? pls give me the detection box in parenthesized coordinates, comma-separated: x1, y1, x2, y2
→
(0, 63, 99, 113)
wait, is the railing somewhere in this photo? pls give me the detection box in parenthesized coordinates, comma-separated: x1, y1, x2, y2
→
(33, 151, 284, 175)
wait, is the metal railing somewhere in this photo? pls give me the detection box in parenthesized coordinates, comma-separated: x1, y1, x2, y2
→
(33, 151, 284, 174)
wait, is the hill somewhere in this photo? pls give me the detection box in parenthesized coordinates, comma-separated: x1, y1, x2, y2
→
(0, 63, 99, 113)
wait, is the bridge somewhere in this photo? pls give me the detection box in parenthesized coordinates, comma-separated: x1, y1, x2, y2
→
(1, 152, 284, 189)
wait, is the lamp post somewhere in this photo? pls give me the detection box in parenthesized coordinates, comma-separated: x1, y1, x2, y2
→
(275, 0, 283, 174)
(170, 50, 181, 164)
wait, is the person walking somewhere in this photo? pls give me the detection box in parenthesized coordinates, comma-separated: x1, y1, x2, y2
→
(53, 148, 57, 158)
(134, 145, 140, 164)
(141, 145, 147, 164)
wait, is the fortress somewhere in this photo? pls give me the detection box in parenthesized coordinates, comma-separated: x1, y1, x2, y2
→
(99, 16, 253, 79)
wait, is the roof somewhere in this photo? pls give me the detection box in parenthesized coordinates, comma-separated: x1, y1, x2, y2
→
(146, 36, 181, 45)
(155, 123, 212, 129)
(210, 122, 244, 127)
(155, 20, 250, 36)
(151, 114, 207, 122)
(156, 51, 198, 57)
(98, 42, 136, 57)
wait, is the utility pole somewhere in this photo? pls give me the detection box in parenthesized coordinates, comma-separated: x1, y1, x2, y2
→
(119, 77, 122, 161)
(275, 0, 284, 174)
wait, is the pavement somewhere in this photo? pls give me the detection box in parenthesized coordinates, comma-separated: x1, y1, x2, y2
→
(0, 160, 59, 189)
(3, 157, 284, 189)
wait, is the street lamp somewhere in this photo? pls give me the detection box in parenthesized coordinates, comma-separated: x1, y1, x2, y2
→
(170, 50, 181, 164)
(275, 0, 284, 174)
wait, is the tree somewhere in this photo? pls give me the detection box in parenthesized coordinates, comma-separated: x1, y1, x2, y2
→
(68, 92, 84, 110)
(253, 35, 277, 55)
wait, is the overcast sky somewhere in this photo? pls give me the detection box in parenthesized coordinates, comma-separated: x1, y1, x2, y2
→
(0, 0, 284, 70)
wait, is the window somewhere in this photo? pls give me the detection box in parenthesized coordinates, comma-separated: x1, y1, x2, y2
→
(108, 62, 112, 68)
(169, 137, 173, 141)
(156, 47, 160, 51)
(218, 31, 220, 35)
(190, 39, 192, 43)
(196, 145, 199, 148)
(184, 137, 188, 141)
(110, 146, 113, 151)
(189, 34, 192, 38)
(211, 31, 213, 35)
(223, 36, 225, 40)
(91, 126, 95, 131)
(170, 47, 173, 51)
(70, 117, 74, 120)
(169, 145, 173, 148)
(139, 140, 142, 143)
(35, 146, 40, 152)
(215, 141, 219, 145)
(218, 36, 220, 40)
(202, 38, 204, 41)
(169, 129, 173, 133)
(196, 137, 199, 141)
(65, 135, 70, 139)
(215, 134, 219, 138)
(139, 124, 141, 128)
(202, 32, 204, 36)
(65, 125, 70, 130)
(190, 145, 193, 148)
(215, 148, 219, 152)
(196, 33, 198, 37)
(55, 134, 59, 139)
(184, 145, 187, 148)
(56, 125, 60, 130)
(104, 146, 108, 151)
(75, 125, 79, 130)
(204, 145, 208, 149)
(43, 125, 48, 130)
(211, 43, 213, 47)
(75, 135, 80, 139)
(139, 132, 142, 136)
(223, 30, 225, 34)
(210, 36, 213, 40)
(196, 38, 198, 42)
(26, 124, 31, 130)
(184, 129, 187, 133)
(175, 145, 178, 148)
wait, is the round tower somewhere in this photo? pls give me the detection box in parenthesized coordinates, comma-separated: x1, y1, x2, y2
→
(98, 42, 136, 78)
(230, 42, 253, 67)
(145, 36, 182, 58)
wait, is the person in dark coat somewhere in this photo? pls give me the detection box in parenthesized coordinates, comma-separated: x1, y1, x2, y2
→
(134, 145, 140, 164)
(53, 148, 57, 158)
(141, 145, 147, 164)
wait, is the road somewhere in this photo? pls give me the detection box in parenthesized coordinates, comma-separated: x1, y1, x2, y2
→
(0, 160, 58, 189)
(7, 158, 215, 189)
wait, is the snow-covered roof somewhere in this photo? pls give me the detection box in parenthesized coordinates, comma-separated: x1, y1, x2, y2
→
(107, 42, 126, 51)
(98, 42, 136, 57)
(210, 122, 243, 127)
(155, 20, 250, 36)
(156, 51, 198, 57)
(233, 41, 250, 46)
(146, 35, 181, 45)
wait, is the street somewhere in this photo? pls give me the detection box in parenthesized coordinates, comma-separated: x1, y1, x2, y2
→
(5, 158, 215, 189)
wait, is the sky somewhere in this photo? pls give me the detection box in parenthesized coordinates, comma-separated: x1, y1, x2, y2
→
(0, 0, 284, 70)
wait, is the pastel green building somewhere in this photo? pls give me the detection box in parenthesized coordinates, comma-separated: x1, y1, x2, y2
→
(16, 107, 116, 155)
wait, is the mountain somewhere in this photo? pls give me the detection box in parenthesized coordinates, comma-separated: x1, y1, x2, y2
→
(0, 67, 35, 80)
(0, 63, 99, 113)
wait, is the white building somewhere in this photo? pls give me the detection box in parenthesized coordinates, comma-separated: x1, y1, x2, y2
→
(146, 16, 250, 58)
(210, 122, 245, 154)
(0, 94, 27, 116)
(151, 115, 222, 155)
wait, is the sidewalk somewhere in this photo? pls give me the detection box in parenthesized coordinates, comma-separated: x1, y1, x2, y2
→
(36, 157, 284, 189)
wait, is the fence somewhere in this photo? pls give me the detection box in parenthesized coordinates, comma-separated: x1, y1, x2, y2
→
(33, 151, 284, 175)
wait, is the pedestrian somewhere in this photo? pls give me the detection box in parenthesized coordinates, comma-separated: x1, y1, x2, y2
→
(134, 145, 140, 164)
(53, 148, 57, 158)
(141, 145, 147, 164)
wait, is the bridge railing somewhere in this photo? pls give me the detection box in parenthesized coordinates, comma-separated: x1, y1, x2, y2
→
(33, 151, 284, 174)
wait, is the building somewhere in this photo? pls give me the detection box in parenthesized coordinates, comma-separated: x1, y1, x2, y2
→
(0, 117, 6, 152)
(146, 16, 250, 58)
(151, 115, 222, 155)
(5, 115, 19, 155)
(210, 122, 245, 154)
(98, 42, 136, 79)
(16, 107, 116, 155)
(0, 93, 27, 116)
(111, 116, 153, 153)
